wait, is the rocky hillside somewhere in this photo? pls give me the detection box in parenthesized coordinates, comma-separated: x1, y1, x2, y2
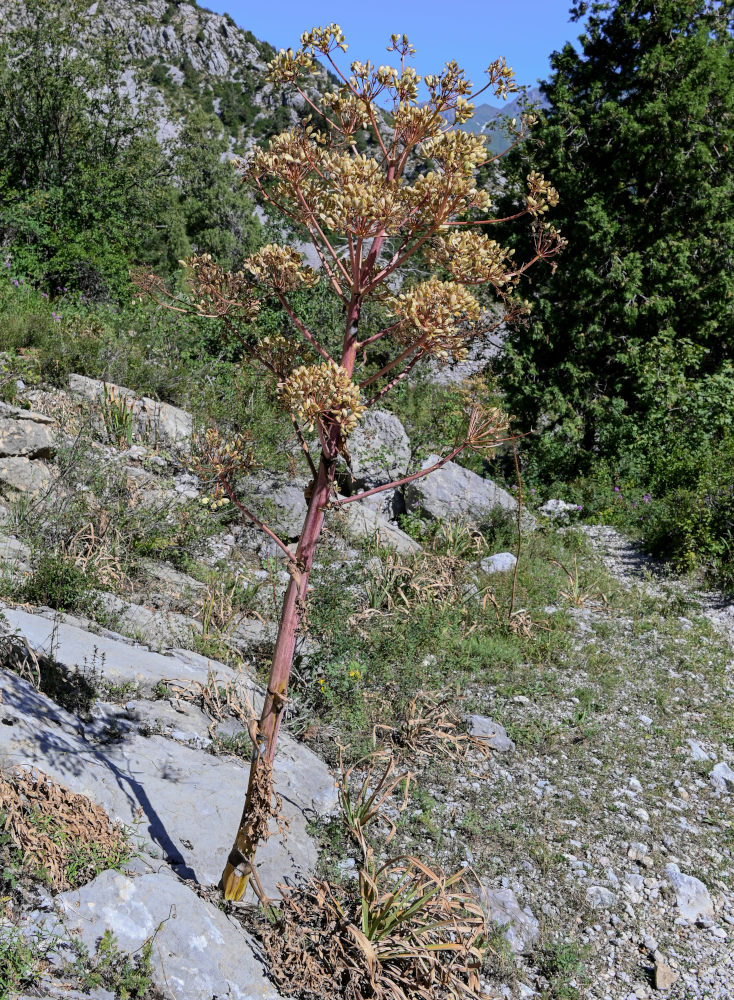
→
(1, 369, 733, 1000)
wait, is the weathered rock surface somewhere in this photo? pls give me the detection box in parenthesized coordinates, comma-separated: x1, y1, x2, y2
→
(0, 414, 56, 458)
(95, 592, 201, 650)
(477, 885, 539, 954)
(478, 552, 517, 574)
(345, 409, 411, 489)
(465, 715, 515, 752)
(341, 500, 420, 554)
(0, 667, 336, 897)
(539, 498, 579, 518)
(710, 760, 734, 792)
(0, 455, 52, 493)
(405, 455, 532, 528)
(0, 530, 31, 568)
(31, 868, 282, 1000)
(1, 605, 234, 695)
(665, 864, 714, 922)
(68, 373, 193, 450)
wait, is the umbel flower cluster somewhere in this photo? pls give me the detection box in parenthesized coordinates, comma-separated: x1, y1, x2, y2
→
(279, 360, 365, 435)
(142, 26, 564, 451)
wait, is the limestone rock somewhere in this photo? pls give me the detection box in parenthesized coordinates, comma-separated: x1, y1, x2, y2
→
(654, 952, 679, 991)
(465, 715, 515, 752)
(405, 455, 533, 528)
(476, 885, 539, 954)
(0, 456, 51, 494)
(479, 552, 517, 574)
(345, 409, 411, 489)
(0, 604, 235, 695)
(0, 415, 56, 458)
(710, 761, 734, 792)
(539, 498, 579, 518)
(341, 500, 420, 554)
(586, 885, 616, 909)
(95, 593, 201, 650)
(0, 666, 336, 897)
(665, 863, 714, 921)
(31, 869, 282, 1000)
(68, 373, 192, 450)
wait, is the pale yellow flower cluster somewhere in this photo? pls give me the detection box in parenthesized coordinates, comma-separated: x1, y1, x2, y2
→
(265, 47, 314, 85)
(526, 171, 560, 216)
(389, 277, 481, 361)
(300, 23, 347, 55)
(183, 253, 259, 321)
(256, 334, 314, 380)
(278, 361, 365, 434)
(191, 427, 256, 497)
(244, 244, 319, 292)
(426, 230, 515, 287)
(303, 152, 403, 236)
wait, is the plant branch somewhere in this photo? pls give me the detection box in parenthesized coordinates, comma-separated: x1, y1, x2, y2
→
(218, 476, 295, 564)
(290, 416, 318, 478)
(365, 351, 424, 406)
(276, 292, 334, 362)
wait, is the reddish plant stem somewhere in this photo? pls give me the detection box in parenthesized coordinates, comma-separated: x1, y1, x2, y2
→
(220, 289, 364, 901)
(508, 438, 523, 620)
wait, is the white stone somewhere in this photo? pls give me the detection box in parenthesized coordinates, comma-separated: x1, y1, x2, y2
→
(665, 864, 714, 922)
(479, 552, 518, 574)
(30, 869, 282, 999)
(710, 761, 734, 792)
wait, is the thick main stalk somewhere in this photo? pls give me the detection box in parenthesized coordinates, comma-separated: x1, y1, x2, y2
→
(220, 293, 363, 901)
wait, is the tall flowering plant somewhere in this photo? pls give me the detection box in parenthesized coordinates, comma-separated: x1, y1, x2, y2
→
(141, 26, 564, 901)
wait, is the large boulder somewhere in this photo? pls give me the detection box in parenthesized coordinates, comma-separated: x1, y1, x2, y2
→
(30, 869, 282, 1000)
(346, 409, 411, 489)
(68, 374, 192, 451)
(0, 456, 52, 494)
(0, 667, 337, 897)
(405, 455, 533, 528)
(0, 412, 56, 459)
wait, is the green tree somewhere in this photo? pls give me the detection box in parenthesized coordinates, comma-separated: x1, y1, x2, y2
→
(169, 110, 262, 272)
(0, 0, 167, 296)
(498, 0, 734, 475)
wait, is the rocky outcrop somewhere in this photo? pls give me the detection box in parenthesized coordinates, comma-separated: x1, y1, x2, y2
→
(345, 409, 411, 490)
(29, 867, 283, 1000)
(68, 373, 193, 450)
(0, 405, 56, 493)
(405, 454, 533, 528)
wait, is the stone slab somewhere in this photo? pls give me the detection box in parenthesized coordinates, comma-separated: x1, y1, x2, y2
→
(31, 869, 281, 1000)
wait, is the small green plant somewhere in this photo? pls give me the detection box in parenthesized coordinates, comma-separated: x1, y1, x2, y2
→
(101, 383, 136, 447)
(0, 925, 39, 1000)
(72, 930, 154, 1000)
(21, 551, 97, 612)
(537, 938, 590, 1000)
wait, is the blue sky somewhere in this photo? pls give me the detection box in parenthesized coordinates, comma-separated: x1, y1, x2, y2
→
(207, 1, 583, 95)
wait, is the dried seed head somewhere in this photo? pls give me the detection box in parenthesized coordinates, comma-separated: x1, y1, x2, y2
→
(278, 360, 365, 435)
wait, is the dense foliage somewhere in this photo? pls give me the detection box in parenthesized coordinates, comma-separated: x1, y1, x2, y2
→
(0, 0, 261, 296)
(499, 0, 734, 583)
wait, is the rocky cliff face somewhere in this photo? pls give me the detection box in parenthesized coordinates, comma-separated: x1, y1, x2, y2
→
(1, 0, 328, 150)
(87, 0, 268, 78)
